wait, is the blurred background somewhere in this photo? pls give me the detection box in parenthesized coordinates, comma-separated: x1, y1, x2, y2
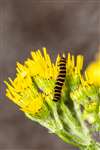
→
(0, 0, 100, 150)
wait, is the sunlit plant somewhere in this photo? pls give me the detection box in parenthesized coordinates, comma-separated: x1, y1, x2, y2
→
(5, 47, 100, 150)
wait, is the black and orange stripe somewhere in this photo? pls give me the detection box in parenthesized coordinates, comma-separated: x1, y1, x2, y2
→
(53, 57, 66, 102)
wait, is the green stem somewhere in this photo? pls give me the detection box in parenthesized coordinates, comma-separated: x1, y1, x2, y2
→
(74, 102, 89, 135)
(52, 103, 63, 130)
(60, 101, 92, 145)
(55, 130, 82, 148)
(80, 141, 100, 150)
(48, 102, 86, 147)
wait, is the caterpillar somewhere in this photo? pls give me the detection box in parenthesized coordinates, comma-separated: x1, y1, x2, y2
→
(53, 56, 66, 102)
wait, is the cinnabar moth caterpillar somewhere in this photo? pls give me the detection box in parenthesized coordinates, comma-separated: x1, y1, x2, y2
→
(53, 57, 66, 102)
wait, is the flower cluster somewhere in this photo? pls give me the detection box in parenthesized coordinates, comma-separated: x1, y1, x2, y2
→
(5, 48, 100, 150)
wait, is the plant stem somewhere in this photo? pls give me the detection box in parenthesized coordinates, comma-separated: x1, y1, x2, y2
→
(80, 141, 100, 150)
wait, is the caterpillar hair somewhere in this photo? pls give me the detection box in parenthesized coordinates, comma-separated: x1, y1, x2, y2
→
(53, 56, 66, 102)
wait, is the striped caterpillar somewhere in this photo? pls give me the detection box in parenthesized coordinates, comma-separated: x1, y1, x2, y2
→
(53, 56, 66, 102)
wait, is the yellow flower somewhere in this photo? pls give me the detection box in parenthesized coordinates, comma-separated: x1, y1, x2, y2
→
(85, 61, 100, 86)
(5, 78, 44, 114)
(5, 48, 60, 116)
(66, 53, 83, 74)
(66, 53, 84, 90)
(5, 47, 84, 117)
(25, 48, 59, 80)
(85, 101, 97, 112)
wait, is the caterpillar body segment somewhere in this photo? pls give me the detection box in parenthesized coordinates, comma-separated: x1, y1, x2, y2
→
(53, 57, 66, 102)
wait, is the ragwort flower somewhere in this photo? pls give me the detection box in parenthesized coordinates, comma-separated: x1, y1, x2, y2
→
(86, 60, 100, 86)
(5, 48, 60, 119)
(5, 48, 84, 117)
(5, 48, 100, 150)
